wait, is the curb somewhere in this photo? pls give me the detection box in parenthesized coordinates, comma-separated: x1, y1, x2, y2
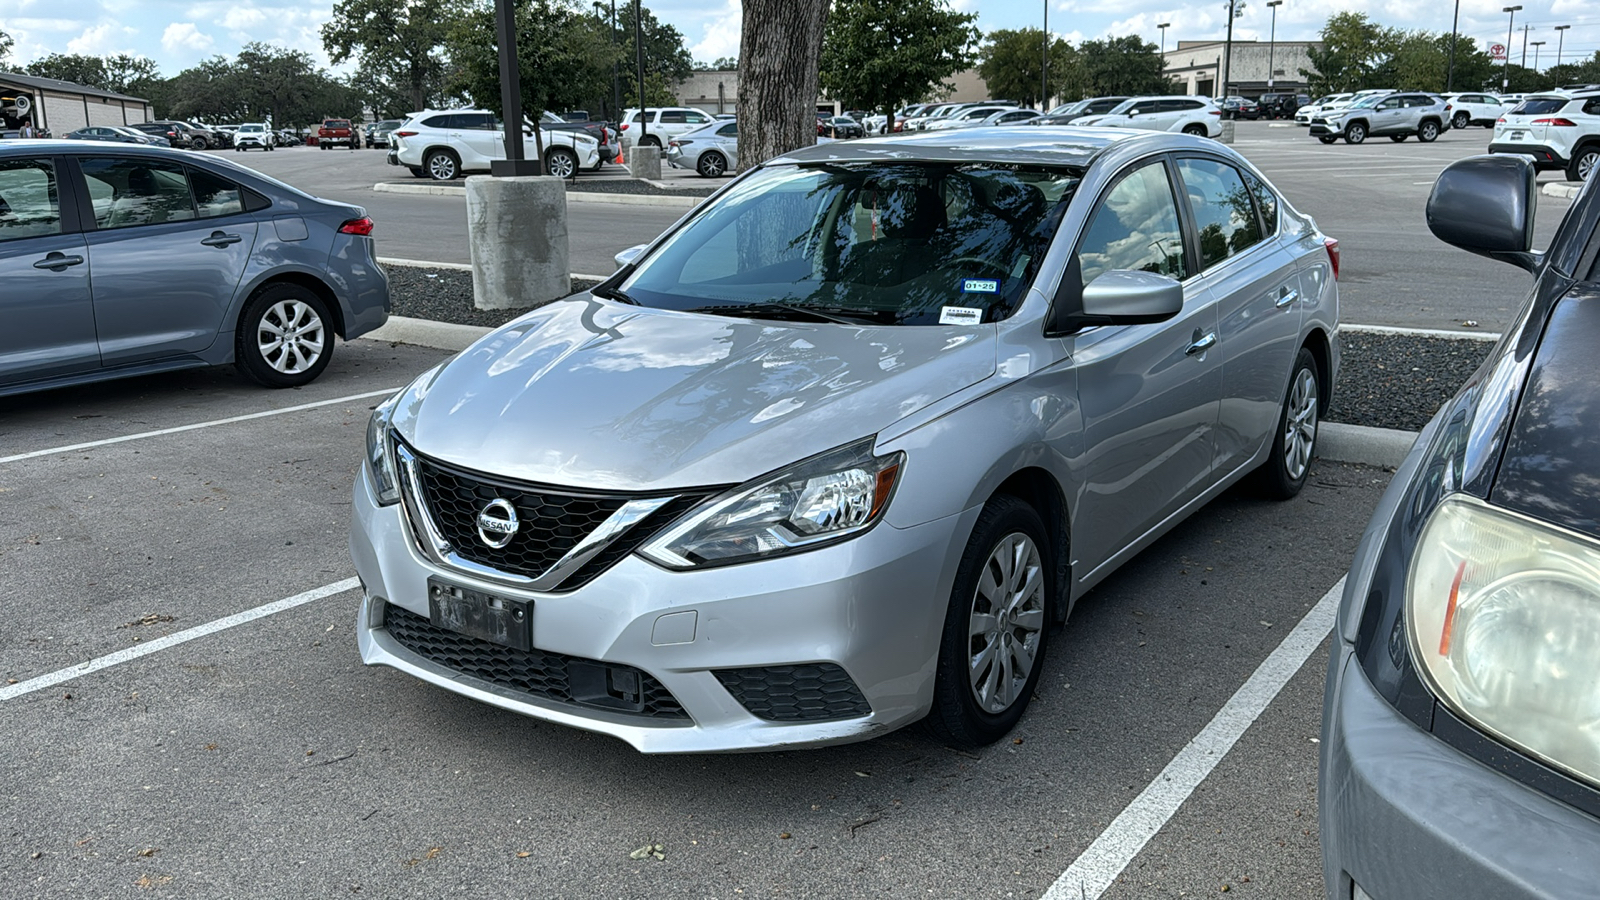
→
(1343, 323, 1500, 341)
(374, 181, 704, 208)
(358, 317, 1425, 470)
(377, 256, 610, 281)
(1541, 181, 1584, 200)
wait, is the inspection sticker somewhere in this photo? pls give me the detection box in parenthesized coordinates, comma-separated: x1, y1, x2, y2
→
(962, 278, 1000, 294)
(939, 306, 984, 326)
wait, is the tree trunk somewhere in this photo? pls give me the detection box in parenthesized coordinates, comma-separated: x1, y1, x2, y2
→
(736, 0, 829, 172)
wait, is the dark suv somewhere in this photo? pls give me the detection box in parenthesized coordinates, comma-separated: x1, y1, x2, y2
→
(1257, 92, 1309, 120)
(131, 120, 223, 151)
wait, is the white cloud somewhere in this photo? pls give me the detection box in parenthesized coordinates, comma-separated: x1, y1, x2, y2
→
(65, 22, 138, 56)
(162, 22, 214, 54)
(688, 0, 742, 64)
(221, 8, 266, 30)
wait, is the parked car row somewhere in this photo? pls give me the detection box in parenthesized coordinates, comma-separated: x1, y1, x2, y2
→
(387, 109, 604, 180)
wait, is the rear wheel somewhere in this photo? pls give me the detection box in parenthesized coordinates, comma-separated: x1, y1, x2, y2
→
(426, 149, 460, 181)
(1344, 122, 1367, 144)
(696, 150, 727, 177)
(1452, 111, 1470, 129)
(234, 284, 334, 388)
(1418, 120, 1440, 142)
(407, 166, 426, 178)
(545, 147, 579, 178)
(1569, 146, 1599, 182)
(1253, 347, 1320, 500)
(641, 135, 661, 149)
(927, 495, 1053, 749)
(1182, 123, 1207, 136)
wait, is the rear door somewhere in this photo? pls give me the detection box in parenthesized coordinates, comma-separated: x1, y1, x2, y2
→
(75, 155, 260, 365)
(0, 154, 98, 384)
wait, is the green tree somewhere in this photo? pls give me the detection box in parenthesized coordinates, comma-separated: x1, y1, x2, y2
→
(0, 27, 13, 69)
(619, 3, 694, 105)
(322, 0, 465, 116)
(163, 57, 248, 121)
(819, 0, 978, 131)
(25, 53, 109, 88)
(1077, 35, 1169, 97)
(979, 29, 1074, 109)
(1547, 52, 1600, 90)
(1302, 12, 1399, 93)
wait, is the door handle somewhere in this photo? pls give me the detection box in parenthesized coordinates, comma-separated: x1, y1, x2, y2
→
(201, 232, 242, 247)
(33, 253, 84, 271)
(1186, 331, 1218, 356)
(1275, 288, 1300, 309)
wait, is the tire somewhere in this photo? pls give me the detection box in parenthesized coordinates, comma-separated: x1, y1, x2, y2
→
(1344, 122, 1367, 144)
(190, 136, 208, 151)
(1389, 134, 1407, 142)
(545, 147, 579, 179)
(1418, 120, 1439, 143)
(267, 144, 274, 152)
(1318, 136, 1337, 144)
(1253, 347, 1319, 500)
(641, 135, 661, 149)
(1452, 112, 1470, 130)
(425, 149, 460, 181)
(696, 150, 727, 177)
(234, 283, 334, 389)
(1569, 146, 1600, 182)
(926, 495, 1053, 749)
(1182, 123, 1207, 136)
(320, 143, 328, 150)
(234, 146, 241, 152)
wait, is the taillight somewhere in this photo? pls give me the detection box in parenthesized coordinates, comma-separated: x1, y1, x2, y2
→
(1324, 238, 1341, 281)
(1209, 110, 1221, 115)
(1497, 117, 1506, 124)
(619, 123, 629, 130)
(338, 217, 375, 236)
(1532, 117, 1577, 127)
(394, 130, 417, 137)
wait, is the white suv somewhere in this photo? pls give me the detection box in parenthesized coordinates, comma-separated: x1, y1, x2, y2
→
(391, 109, 600, 181)
(1444, 93, 1511, 129)
(1490, 90, 1600, 182)
(619, 107, 715, 149)
(233, 123, 274, 151)
(1076, 96, 1222, 137)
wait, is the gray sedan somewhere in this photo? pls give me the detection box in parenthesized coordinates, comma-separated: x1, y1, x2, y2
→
(666, 120, 738, 177)
(0, 141, 389, 396)
(352, 128, 1339, 752)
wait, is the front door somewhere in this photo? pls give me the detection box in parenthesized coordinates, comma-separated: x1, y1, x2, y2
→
(0, 156, 98, 384)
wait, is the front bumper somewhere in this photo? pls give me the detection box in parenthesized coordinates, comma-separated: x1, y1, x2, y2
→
(350, 467, 972, 753)
(1487, 142, 1569, 170)
(1309, 120, 1344, 136)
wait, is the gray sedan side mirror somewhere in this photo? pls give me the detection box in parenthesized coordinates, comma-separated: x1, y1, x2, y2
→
(1427, 155, 1540, 272)
(614, 244, 647, 270)
(1047, 267, 1184, 335)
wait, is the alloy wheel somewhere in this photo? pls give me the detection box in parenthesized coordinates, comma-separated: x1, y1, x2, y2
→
(1579, 150, 1598, 182)
(1283, 366, 1318, 482)
(966, 532, 1045, 715)
(546, 150, 577, 179)
(257, 299, 325, 375)
(698, 152, 726, 177)
(427, 153, 458, 181)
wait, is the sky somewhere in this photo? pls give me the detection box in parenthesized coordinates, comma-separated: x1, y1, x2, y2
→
(4, 0, 1600, 79)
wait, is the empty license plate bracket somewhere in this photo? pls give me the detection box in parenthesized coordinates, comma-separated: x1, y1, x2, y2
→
(427, 577, 531, 651)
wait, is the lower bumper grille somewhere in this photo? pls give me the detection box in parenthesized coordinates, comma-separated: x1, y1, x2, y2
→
(383, 604, 688, 721)
(714, 664, 872, 722)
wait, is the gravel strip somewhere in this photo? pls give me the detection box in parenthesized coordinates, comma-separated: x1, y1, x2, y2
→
(384, 266, 1494, 432)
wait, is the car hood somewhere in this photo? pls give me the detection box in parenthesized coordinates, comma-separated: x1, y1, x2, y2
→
(394, 297, 997, 492)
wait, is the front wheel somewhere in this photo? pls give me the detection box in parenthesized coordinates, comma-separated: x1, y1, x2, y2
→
(1182, 123, 1207, 136)
(1568, 146, 1599, 182)
(1344, 122, 1367, 144)
(1452, 112, 1470, 130)
(234, 284, 334, 388)
(545, 147, 579, 179)
(697, 150, 727, 177)
(190, 136, 209, 151)
(1418, 121, 1440, 142)
(1253, 347, 1320, 499)
(641, 135, 661, 149)
(926, 495, 1052, 749)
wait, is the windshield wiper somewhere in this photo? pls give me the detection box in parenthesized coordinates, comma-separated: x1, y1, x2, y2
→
(687, 303, 893, 325)
(591, 284, 639, 305)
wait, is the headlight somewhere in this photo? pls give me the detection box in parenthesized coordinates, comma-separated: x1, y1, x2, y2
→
(1406, 493, 1600, 789)
(366, 394, 401, 505)
(640, 437, 903, 569)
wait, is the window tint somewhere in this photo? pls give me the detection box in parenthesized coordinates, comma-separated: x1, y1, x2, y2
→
(1512, 97, 1567, 115)
(660, 110, 688, 124)
(685, 112, 710, 124)
(459, 114, 496, 130)
(1175, 100, 1204, 111)
(1077, 161, 1187, 286)
(1176, 158, 1263, 269)
(0, 159, 62, 242)
(716, 122, 738, 137)
(191, 168, 245, 219)
(1243, 172, 1278, 235)
(422, 114, 457, 128)
(1584, 99, 1600, 116)
(80, 157, 197, 230)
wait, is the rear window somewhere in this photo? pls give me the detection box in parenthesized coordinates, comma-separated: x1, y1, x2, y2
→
(323, 120, 351, 128)
(1511, 97, 1568, 116)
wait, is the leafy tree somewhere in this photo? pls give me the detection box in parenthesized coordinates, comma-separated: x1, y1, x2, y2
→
(163, 58, 247, 121)
(619, 2, 694, 105)
(741, 0, 829, 169)
(0, 27, 13, 69)
(26, 54, 107, 88)
(819, 0, 978, 131)
(1076, 36, 1169, 97)
(1547, 52, 1600, 90)
(979, 29, 1073, 109)
(445, 0, 623, 122)
(322, 0, 465, 116)
(1302, 12, 1399, 93)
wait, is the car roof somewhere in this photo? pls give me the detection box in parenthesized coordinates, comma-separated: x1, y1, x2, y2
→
(770, 126, 1161, 169)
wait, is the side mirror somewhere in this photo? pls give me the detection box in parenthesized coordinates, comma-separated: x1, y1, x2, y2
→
(1426, 155, 1540, 272)
(1047, 267, 1184, 335)
(614, 244, 647, 270)
(1127, 110, 1140, 117)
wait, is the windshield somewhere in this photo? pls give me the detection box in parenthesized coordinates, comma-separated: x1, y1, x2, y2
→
(241, 124, 264, 132)
(1350, 96, 1384, 109)
(619, 162, 1081, 326)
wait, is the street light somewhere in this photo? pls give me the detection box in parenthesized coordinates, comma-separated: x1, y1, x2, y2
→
(1221, 0, 1244, 101)
(1531, 40, 1546, 72)
(1502, 6, 1521, 92)
(1447, 0, 1461, 92)
(1042, 0, 1049, 112)
(1158, 21, 1171, 57)
(1554, 25, 1570, 69)
(1266, 1, 1282, 89)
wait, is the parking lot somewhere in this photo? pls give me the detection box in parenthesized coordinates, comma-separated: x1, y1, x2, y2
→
(0, 120, 1583, 898)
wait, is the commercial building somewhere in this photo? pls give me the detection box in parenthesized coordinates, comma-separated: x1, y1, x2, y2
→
(1162, 40, 1322, 97)
(1, 71, 154, 135)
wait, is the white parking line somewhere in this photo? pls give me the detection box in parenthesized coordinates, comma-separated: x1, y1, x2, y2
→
(1040, 577, 1344, 900)
(0, 388, 398, 466)
(0, 578, 360, 702)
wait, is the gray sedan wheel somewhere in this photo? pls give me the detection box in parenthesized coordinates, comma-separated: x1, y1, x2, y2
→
(546, 147, 578, 179)
(927, 495, 1052, 749)
(1254, 347, 1319, 499)
(697, 150, 727, 177)
(235, 284, 334, 388)
(426, 150, 460, 181)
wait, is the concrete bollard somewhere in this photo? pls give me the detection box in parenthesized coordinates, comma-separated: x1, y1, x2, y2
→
(628, 145, 662, 181)
(1219, 119, 1236, 144)
(465, 175, 571, 311)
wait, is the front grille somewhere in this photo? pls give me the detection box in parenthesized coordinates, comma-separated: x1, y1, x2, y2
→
(714, 664, 872, 722)
(384, 604, 688, 720)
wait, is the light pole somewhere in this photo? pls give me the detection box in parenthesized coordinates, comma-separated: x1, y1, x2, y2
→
(492, 0, 539, 175)
(1042, 0, 1049, 111)
(634, 0, 647, 145)
(1554, 25, 1570, 69)
(1158, 21, 1170, 56)
(1531, 40, 1545, 72)
(1447, 0, 1460, 92)
(1502, 6, 1521, 92)
(1266, 1, 1282, 89)
(1221, 0, 1243, 100)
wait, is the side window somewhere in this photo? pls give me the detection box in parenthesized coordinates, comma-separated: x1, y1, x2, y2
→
(462, 114, 496, 131)
(1175, 157, 1263, 269)
(422, 114, 455, 129)
(716, 123, 738, 137)
(190, 168, 245, 219)
(1243, 172, 1278, 236)
(660, 110, 688, 124)
(685, 112, 710, 124)
(79, 157, 197, 230)
(1077, 161, 1188, 287)
(0, 158, 62, 241)
(1584, 99, 1600, 116)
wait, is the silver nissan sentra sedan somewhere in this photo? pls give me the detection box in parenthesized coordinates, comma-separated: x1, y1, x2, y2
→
(351, 128, 1340, 752)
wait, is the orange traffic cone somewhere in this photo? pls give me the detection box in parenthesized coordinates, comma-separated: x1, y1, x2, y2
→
(614, 146, 624, 165)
